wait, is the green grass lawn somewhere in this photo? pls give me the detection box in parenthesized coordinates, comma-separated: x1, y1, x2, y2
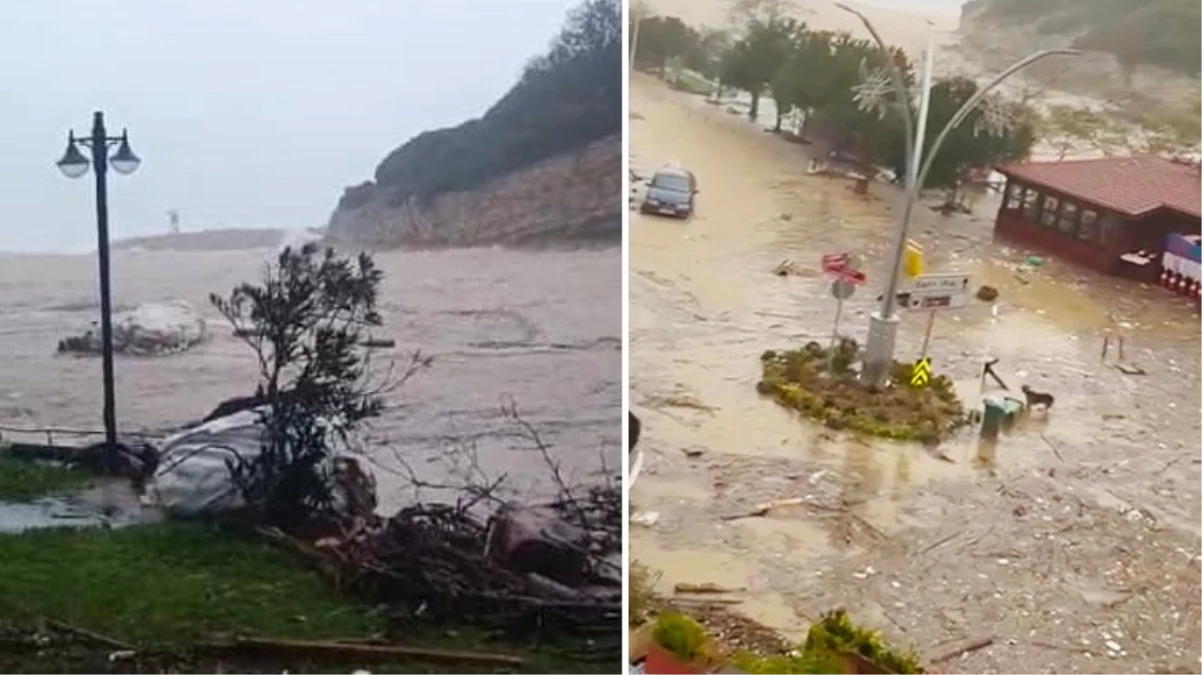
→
(0, 521, 610, 673)
(0, 456, 96, 501)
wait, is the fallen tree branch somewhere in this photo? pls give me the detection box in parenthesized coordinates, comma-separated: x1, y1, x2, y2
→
(929, 637, 994, 665)
(42, 617, 133, 651)
(721, 497, 805, 521)
(202, 636, 524, 668)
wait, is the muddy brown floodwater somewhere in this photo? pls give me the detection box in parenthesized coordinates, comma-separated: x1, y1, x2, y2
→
(629, 74, 1202, 674)
(0, 245, 621, 514)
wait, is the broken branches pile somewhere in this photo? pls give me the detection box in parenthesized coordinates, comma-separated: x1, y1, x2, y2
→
(273, 498, 620, 644)
(263, 403, 622, 646)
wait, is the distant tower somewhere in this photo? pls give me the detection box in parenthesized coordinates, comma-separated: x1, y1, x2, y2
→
(167, 209, 181, 235)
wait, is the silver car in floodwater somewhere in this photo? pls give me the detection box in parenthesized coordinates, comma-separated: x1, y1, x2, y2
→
(639, 165, 698, 219)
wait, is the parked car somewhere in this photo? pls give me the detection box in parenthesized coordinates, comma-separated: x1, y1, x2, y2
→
(639, 165, 698, 218)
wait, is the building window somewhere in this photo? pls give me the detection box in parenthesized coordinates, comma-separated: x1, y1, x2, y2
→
(1058, 201, 1079, 236)
(1078, 209, 1098, 243)
(1005, 182, 1024, 210)
(1098, 212, 1122, 248)
(1041, 195, 1060, 227)
(1022, 188, 1040, 220)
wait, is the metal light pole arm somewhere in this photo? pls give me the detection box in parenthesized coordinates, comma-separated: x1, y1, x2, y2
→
(914, 48, 1081, 198)
(834, 3, 915, 175)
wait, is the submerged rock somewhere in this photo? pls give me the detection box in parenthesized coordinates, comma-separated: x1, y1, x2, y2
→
(57, 300, 208, 356)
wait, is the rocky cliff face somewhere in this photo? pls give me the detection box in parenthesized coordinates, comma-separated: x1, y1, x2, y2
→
(325, 0, 620, 250)
(327, 134, 620, 249)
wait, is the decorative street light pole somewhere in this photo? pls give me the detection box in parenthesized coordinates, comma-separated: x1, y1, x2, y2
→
(834, 3, 1078, 388)
(629, 4, 645, 71)
(55, 111, 141, 472)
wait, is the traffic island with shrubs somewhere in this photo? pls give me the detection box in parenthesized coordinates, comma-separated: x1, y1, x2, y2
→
(756, 339, 968, 443)
(640, 610, 927, 674)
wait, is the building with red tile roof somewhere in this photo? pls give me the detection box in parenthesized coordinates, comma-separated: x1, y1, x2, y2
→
(992, 155, 1202, 284)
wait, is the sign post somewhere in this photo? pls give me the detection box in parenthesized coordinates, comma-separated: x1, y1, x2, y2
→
(821, 252, 865, 372)
(919, 310, 936, 360)
(901, 271, 971, 364)
(828, 279, 856, 370)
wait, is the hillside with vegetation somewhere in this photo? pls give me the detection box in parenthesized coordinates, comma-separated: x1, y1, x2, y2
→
(329, 0, 621, 248)
(961, 0, 1200, 77)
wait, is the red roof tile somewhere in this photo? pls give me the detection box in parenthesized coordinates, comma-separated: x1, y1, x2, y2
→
(996, 156, 1202, 219)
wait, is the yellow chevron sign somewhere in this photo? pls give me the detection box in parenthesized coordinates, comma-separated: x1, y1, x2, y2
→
(911, 357, 932, 387)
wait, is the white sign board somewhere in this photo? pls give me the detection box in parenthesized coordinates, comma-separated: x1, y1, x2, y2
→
(903, 272, 971, 311)
(908, 293, 968, 310)
(907, 273, 971, 298)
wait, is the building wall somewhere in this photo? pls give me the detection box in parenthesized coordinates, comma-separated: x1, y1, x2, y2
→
(992, 178, 1126, 274)
(994, 209, 1119, 272)
(1132, 209, 1202, 245)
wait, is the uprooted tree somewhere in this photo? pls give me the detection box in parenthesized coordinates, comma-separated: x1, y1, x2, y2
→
(210, 243, 428, 533)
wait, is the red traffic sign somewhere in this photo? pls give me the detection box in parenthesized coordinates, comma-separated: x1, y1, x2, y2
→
(821, 252, 848, 274)
(822, 252, 866, 285)
(838, 268, 867, 285)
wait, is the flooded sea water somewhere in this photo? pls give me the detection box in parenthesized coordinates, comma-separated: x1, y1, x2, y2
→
(0, 245, 621, 513)
(629, 74, 1202, 672)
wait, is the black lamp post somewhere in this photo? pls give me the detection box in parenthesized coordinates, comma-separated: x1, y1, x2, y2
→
(56, 111, 141, 472)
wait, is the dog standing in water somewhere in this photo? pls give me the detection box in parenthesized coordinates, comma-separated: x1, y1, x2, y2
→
(1020, 384, 1055, 412)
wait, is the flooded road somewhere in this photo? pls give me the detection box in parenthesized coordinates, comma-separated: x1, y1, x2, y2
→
(629, 73, 1201, 673)
(0, 245, 621, 513)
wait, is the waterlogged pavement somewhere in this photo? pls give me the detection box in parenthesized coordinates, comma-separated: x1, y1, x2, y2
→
(628, 74, 1201, 674)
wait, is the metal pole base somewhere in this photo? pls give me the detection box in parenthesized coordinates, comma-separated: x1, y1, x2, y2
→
(860, 312, 899, 389)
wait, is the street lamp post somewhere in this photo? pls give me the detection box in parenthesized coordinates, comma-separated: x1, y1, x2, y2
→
(56, 111, 141, 473)
(835, 4, 1078, 388)
(629, 7, 644, 71)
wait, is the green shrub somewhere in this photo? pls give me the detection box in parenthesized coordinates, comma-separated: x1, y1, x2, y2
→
(732, 651, 844, 674)
(756, 343, 968, 443)
(652, 612, 708, 662)
(803, 609, 923, 674)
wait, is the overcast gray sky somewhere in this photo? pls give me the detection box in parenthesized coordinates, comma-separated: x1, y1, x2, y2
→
(0, 0, 578, 253)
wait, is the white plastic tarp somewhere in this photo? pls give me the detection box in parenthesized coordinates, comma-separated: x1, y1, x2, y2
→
(145, 408, 358, 516)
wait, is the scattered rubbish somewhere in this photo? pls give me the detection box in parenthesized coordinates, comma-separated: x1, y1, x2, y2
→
(929, 637, 994, 665)
(720, 497, 805, 521)
(975, 285, 999, 302)
(359, 337, 395, 349)
(486, 503, 589, 586)
(674, 582, 745, 594)
(1115, 363, 1147, 375)
(681, 447, 704, 459)
(1040, 434, 1065, 462)
(773, 259, 799, 276)
(631, 511, 660, 527)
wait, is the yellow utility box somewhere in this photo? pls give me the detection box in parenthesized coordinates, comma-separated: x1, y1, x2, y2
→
(904, 239, 923, 278)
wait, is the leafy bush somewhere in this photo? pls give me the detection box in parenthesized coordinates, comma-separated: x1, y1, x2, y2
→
(803, 609, 923, 674)
(652, 612, 709, 662)
(210, 243, 427, 532)
(732, 651, 845, 674)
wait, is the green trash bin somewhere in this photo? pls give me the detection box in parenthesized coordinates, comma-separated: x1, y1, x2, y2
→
(981, 395, 1024, 441)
